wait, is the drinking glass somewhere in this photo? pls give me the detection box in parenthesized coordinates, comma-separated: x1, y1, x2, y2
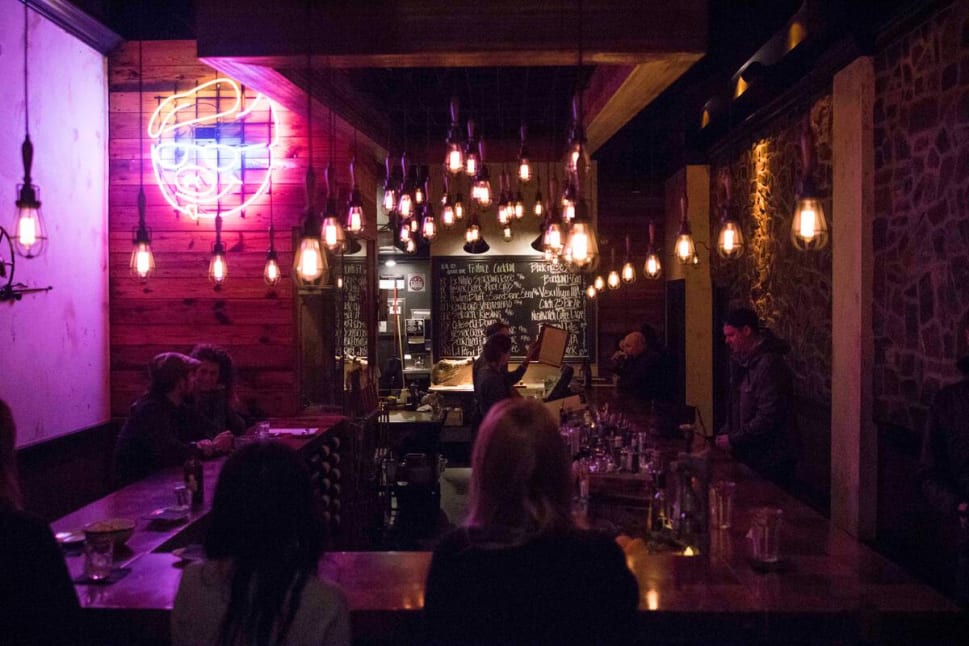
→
(84, 536, 114, 581)
(748, 507, 783, 563)
(710, 480, 736, 529)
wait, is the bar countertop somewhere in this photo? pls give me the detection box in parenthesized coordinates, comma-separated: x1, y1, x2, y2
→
(54, 426, 966, 644)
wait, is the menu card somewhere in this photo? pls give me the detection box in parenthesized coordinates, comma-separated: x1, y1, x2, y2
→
(536, 325, 569, 367)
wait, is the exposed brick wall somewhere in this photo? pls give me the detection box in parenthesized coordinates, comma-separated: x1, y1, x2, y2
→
(708, 96, 834, 407)
(873, 0, 969, 432)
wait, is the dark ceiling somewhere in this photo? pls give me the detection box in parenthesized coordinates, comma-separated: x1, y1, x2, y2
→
(64, 0, 921, 185)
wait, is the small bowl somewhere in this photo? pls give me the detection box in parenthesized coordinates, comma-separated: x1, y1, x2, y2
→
(83, 518, 136, 546)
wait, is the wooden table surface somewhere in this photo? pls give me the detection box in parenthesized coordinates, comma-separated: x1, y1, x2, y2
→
(53, 421, 967, 644)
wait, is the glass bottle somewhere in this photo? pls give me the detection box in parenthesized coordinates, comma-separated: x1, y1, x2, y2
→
(184, 444, 204, 508)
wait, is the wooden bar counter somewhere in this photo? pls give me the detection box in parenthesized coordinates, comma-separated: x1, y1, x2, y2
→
(52, 419, 965, 644)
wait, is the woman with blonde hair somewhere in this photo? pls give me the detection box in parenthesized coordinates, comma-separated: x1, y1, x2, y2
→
(424, 398, 638, 644)
(1, 399, 83, 644)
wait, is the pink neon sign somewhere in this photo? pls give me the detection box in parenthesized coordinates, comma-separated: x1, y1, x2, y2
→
(148, 78, 278, 220)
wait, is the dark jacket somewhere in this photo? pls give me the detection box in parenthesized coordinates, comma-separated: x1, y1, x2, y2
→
(114, 392, 215, 485)
(424, 526, 639, 645)
(613, 347, 675, 404)
(723, 330, 796, 479)
(917, 358, 969, 515)
(185, 390, 248, 436)
(474, 362, 518, 421)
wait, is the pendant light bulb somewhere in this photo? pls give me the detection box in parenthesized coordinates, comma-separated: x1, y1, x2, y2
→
(791, 117, 829, 251)
(717, 219, 745, 259)
(593, 274, 605, 291)
(643, 221, 662, 280)
(130, 239, 155, 281)
(586, 284, 597, 299)
(674, 196, 695, 265)
(621, 261, 636, 284)
(607, 270, 621, 290)
(264, 251, 281, 286)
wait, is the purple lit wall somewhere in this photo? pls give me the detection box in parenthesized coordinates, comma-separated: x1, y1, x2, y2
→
(0, 0, 109, 447)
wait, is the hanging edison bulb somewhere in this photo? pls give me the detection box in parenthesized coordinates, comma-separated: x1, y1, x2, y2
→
(382, 155, 397, 212)
(399, 220, 412, 243)
(715, 170, 744, 259)
(445, 97, 465, 174)
(464, 119, 479, 176)
(593, 274, 606, 291)
(454, 194, 465, 220)
(643, 220, 662, 280)
(442, 201, 456, 227)
(130, 236, 155, 281)
(674, 195, 696, 265)
(346, 158, 365, 234)
(620, 234, 636, 284)
(791, 116, 829, 250)
(405, 238, 417, 254)
(518, 123, 531, 182)
(263, 219, 280, 286)
(422, 205, 437, 241)
(585, 284, 597, 299)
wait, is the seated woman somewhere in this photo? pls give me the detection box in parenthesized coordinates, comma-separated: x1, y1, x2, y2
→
(0, 399, 82, 645)
(171, 442, 350, 645)
(188, 344, 248, 436)
(424, 398, 639, 644)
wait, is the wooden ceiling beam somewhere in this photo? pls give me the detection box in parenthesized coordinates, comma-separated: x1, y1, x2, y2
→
(583, 54, 704, 154)
(196, 0, 706, 66)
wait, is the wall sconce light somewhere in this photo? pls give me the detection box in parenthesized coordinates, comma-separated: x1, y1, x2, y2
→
(716, 170, 744, 259)
(674, 195, 696, 265)
(12, 2, 47, 259)
(208, 213, 228, 287)
(643, 220, 662, 280)
(791, 115, 829, 250)
(621, 234, 636, 284)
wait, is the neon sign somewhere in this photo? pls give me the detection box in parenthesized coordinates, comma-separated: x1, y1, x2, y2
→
(148, 78, 278, 221)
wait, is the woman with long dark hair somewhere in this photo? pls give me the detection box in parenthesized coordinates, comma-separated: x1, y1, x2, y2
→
(0, 399, 83, 645)
(171, 442, 349, 645)
(424, 398, 639, 644)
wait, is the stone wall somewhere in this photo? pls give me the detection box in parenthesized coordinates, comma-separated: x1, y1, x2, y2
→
(709, 95, 834, 407)
(873, 0, 969, 432)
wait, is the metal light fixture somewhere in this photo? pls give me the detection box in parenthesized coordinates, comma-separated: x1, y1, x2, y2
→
(674, 195, 696, 265)
(445, 97, 465, 175)
(264, 210, 281, 287)
(621, 234, 636, 284)
(208, 213, 228, 286)
(643, 220, 662, 280)
(12, 1, 46, 259)
(607, 248, 621, 290)
(716, 170, 744, 259)
(346, 157, 365, 235)
(130, 39, 154, 281)
(518, 122, 531, 183)
(791, 115, 829, 250)
(463, 210, 490, 254)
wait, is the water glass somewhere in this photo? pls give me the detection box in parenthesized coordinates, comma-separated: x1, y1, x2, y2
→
(84, 536, 114, 581)
(173, 484, 190, 512)
(710, 480, 736, 529)
(748, 507, 783, 563)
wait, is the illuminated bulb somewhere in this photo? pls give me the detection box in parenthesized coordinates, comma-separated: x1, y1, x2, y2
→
(295, 237, 324, 282)
(383, 188, 396, 212)
(209, 250, 227, 285)
(790, 196, 828, 250)
(564, 220, 598, 268)
(465, 223, 480, 244)
(675, 233, 696, 264)
(497, 205, 510, 225)
(454, 198, 464, 220)
(568, 145, 581, 173)
(410, 216, 419, 233)
(534, 199, 544, 218)
(717, 220, 745, 259)
(347, 205, 364, 234)
(129, 241, 155, 280)
(502, 224, 513, 241)
(585, 284, 597, 299)
(621, 261, 636, 284)
(442, 204, 455, 227)
(563, 201, 576, 222)
(465, 152, 479, 177)
(544, 223, 563, 252)
(518, 160, 531, 183)
(16, 211, 39, 248)
(336, 276, 343, 289)
(607, 270, 621, 289)
(399, 193, 413, 217)
(422, 214, 437, 240)
(405, 238, 417, 254)
(263, 255, 280, 286)
(446, 144, 464, 174)
(399, 223, 411, 242)
(414, 185, 425, 205)
(473, 179, 492, 207)
(593, 275, 605, 291)
(322, 216, 345, 250)
(643, 253, 662, 280)
(514, 196, 525, 220)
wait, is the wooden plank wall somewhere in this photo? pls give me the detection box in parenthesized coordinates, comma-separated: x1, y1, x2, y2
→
(109, 40, 365, 418)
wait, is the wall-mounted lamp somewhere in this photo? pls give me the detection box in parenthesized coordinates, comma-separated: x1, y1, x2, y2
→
(791, 115, 828, 250)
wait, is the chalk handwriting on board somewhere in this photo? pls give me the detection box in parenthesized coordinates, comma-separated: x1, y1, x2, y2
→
(433, 256, 591, 360)
(342, 260, 368, 357)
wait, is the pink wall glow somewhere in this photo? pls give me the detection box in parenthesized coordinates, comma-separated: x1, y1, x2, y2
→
(0, 0, 110, 447)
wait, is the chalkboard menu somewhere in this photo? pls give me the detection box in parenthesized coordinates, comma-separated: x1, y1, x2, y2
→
(432, 256, 592, 360)
(341, 260, 368, 357)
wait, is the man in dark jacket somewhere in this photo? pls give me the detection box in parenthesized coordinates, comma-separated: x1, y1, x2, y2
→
(715, 308, 796, 486)
(917, 325, 969, 603)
